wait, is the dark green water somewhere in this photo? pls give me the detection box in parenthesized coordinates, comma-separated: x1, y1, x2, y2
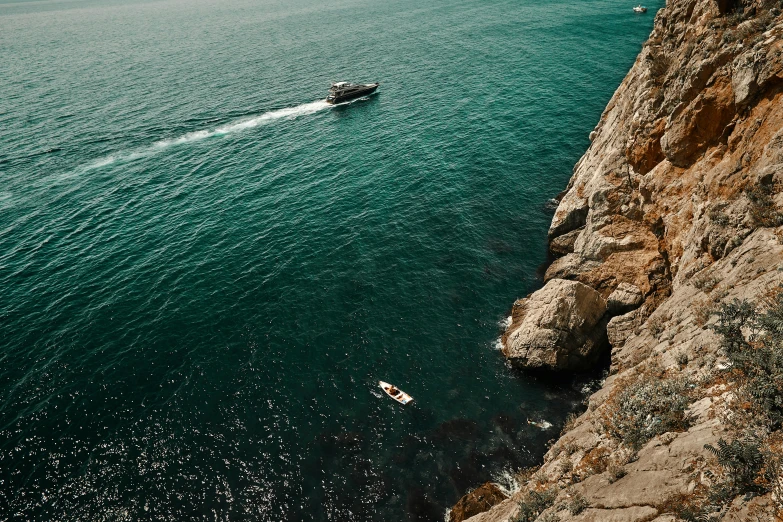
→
(0, 0, 657, 519)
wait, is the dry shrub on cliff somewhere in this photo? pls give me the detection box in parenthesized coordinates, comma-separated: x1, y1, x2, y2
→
(647, 315, 666, 338)
(658, 443, 769, 520)
(559, 439, 578, 456)
(708, 202, 731, 226)
(724, 2, 748, 26)
(671, 435, 782, 521)
(704, 437, 769, 499)
(723, 28, 739, 43)
(564, 491, 589, 516)
(734, 22, 755, 42)
(513, 466, 541, 487)
(771, 436, 783, 519)
(645, 51, 670, 84)
(673, 292, 783, 520)
(573, 445, 632, 483)
(694, 296, 721, 328)
(657, 486, 714, 522)
(693, 273, 720, 293)
(712, 291, 783, 430)
(607, 461, 628, 483)
(560, 412, 579, 436)
(513, 487, 558, 522)
(599, 366, 693, 450)
(675, 350, 690, 368)
(693, 289, 731, 328)
(573, 446, 611, 480)
(558, 455, 573, 475)
(746, 184, 783, 228)
(736, 10, 776, 41)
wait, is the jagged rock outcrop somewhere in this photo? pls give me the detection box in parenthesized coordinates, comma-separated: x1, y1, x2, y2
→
(458, 0, 783, 520)
(449, 482, 507, 522)
(549, 227, 583, 256)
(502, 279, 608, 371)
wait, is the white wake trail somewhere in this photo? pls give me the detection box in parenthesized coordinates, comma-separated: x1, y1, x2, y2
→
(82, 100, 331, 172)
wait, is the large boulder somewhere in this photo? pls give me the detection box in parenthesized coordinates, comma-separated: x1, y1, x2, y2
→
(449, 482, 507, 522)
(502, 279, 608, 371)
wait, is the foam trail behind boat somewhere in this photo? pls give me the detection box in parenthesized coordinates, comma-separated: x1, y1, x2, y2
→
(81, 100, 331, 172)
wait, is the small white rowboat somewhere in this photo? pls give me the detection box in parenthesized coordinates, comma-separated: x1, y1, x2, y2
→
(379, 381, 414, 405)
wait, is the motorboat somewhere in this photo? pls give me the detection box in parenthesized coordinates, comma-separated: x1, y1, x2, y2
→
(379, 381, 413, 405)
(326, 82, 379, 104)
(633, 5, 647, 12)
(527, 419, 553, 430)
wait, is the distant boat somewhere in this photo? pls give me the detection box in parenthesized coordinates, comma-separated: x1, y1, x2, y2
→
(379, 381, 414, 405)
(326, 82, 379, 104)
(527, 419, 553, 430)
(633, 5, 647, 12)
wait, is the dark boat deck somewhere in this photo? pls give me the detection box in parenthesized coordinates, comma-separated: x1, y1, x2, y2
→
(326, 82, 379, 104)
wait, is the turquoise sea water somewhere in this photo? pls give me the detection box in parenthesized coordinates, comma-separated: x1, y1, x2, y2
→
(0, 0, 656, 519)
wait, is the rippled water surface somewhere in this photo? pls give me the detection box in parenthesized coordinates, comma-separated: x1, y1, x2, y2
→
(0, 0, 657, 519)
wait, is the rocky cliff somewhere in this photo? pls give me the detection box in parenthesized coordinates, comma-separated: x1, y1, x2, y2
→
(454, 0, 783, 520)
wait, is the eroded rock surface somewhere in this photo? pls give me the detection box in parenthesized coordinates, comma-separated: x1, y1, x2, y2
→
(462, 0, 783, 519)
(503, 279, 608, 371)
(606, 282, 644, 314)
(449, 482, 507, 522)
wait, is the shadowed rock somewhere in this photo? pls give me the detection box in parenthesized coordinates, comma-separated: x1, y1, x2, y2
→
(549, 227, 583, 257)
(449, 482, 507, 522)
(606, 283, 644, 315)
(502, 279, 608, 371)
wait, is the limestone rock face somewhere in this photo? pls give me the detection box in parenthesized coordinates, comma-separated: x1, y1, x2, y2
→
(549, 189, 589, 239)
(460, 1, 783, 520)
(606, 283, 643, 315)
(606, 310, 640, 349)
(732, 33, 783, 109)
(503, 279, 608, 371)
(449, 482, 507, 522)
(660, 76, 736, 167)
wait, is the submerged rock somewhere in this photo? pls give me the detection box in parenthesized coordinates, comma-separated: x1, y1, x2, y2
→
(449, 482, 507, 522)
(406, 487, 443, 522)
(502, 279, 608, 371)
(431, 418, 481, 442)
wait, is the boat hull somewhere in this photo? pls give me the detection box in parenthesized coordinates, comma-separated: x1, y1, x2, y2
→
(378, 380, 413, 405)
(326, 84, 379, 104)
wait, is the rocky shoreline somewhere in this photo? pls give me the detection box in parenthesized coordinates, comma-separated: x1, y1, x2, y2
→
(451, 0, 783, 520)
